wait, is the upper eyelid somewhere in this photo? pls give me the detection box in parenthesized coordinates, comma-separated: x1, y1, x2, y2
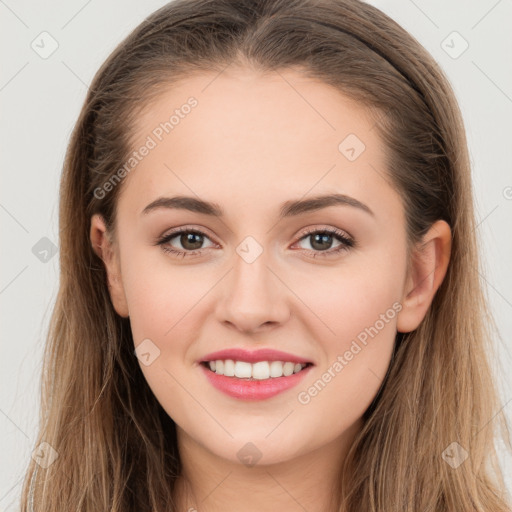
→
(299, 226, 353, 240)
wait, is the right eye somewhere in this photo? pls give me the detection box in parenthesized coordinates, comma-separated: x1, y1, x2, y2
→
(156, 228, 216, 258)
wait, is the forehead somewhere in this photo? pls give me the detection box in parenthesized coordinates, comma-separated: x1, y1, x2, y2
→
(117, 67, 399, 222)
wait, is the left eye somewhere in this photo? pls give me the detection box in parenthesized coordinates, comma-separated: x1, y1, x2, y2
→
(294, 229, 353, 253)
(156, 227, 354, 258)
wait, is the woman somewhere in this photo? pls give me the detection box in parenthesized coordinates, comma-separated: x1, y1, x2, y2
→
(21, 0, 511, 510)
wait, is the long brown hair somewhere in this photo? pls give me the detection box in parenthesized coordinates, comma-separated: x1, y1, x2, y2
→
(20, 0, 511, 510)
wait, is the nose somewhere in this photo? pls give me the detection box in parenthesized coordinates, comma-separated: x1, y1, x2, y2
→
(215, 249, 291, 334)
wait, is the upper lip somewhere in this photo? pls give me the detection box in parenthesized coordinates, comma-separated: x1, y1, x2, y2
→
(200, 348, 314, 365)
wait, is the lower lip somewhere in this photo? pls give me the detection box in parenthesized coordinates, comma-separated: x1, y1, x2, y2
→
(199, 363, 313, 401)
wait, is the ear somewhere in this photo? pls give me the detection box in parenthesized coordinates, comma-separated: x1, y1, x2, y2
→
(396, 220, 451, 333)
(90, 214, 129, 318)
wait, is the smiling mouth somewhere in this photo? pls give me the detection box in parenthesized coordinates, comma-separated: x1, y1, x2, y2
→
(200, 360, 314, 380)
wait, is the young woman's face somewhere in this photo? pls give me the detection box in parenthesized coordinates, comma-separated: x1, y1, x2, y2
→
(94, 67, 427, 466)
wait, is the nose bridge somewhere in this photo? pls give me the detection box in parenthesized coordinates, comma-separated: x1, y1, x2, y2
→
(216, 237, 290, 332)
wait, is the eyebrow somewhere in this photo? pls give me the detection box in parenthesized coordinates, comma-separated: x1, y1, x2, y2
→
(141, 193, 374, 218)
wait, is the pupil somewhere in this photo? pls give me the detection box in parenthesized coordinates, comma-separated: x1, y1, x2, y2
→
(311, 233, 332, 251)
(182, 233, 203, 250)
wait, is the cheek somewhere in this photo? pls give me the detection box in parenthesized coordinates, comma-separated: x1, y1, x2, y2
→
(294, 250, 405, 342)
(293, 250, 404, 428)
(123, 261, 207, 345)
(121, 256, 209, 410)
(295, 337, 394, 443)
(117, 225, 212, 328)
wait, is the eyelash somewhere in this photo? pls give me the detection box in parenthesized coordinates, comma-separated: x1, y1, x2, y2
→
(155, 226, 355, 259)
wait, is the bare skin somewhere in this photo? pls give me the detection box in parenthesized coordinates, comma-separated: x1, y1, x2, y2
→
(90, 66, 451, 512)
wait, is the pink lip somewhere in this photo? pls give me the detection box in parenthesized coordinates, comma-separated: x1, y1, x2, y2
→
(199, 348, 313, 365)
(199, 363, 313, 401)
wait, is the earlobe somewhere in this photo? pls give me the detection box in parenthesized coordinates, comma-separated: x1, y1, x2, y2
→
(396, 220, 451, 333)
(90, 214, 130, 318)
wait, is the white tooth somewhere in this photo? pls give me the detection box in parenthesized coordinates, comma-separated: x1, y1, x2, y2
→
(234, 361, 252, 378)
(252, 361, 270, 380)
(209, 359, 306, 378)
(282, 362, 294, 376)
(223, 359, 235, 377)
(269, 361, 284, 378)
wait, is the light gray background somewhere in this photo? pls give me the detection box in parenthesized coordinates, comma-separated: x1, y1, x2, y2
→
(1, 0, 511, 509)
